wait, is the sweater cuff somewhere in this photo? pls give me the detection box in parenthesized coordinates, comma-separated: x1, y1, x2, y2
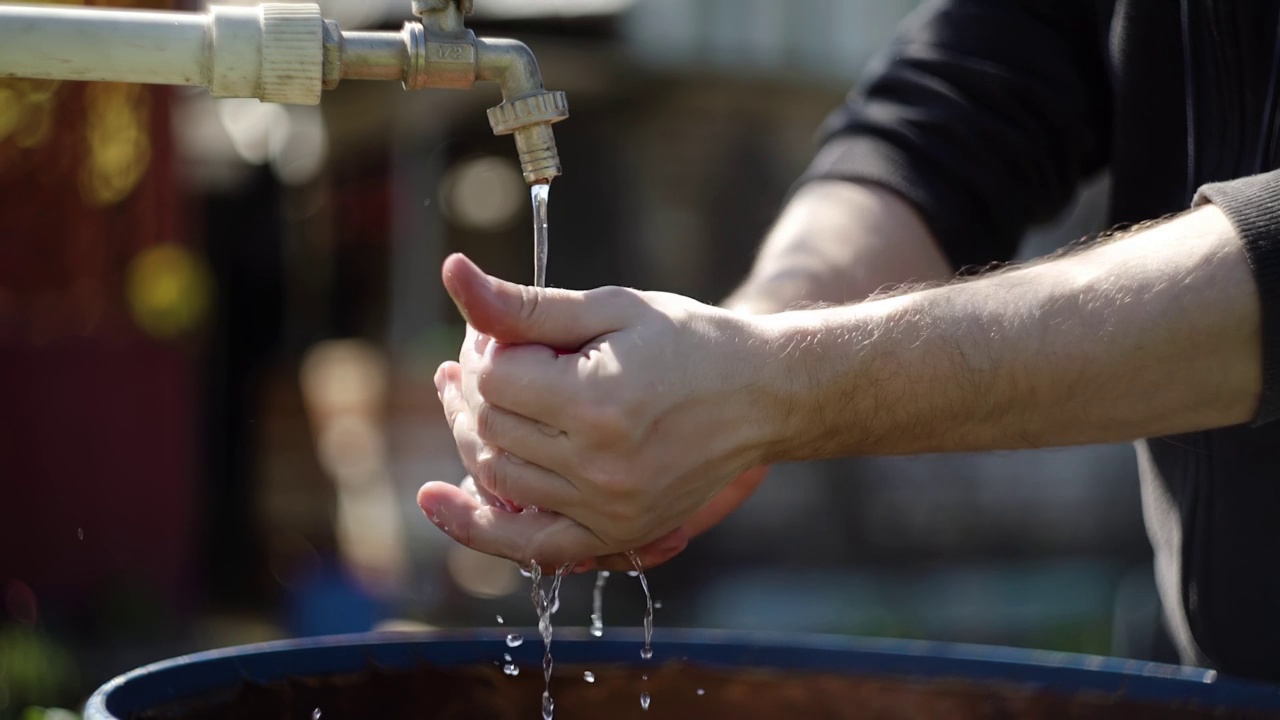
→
(1193, 169, 1280, 426)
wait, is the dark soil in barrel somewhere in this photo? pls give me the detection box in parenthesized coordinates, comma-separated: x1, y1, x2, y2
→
(131, 661, 1277, 719)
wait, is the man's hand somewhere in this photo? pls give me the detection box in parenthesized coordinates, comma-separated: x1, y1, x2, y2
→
(574, 465, 769, 573)
(417, 254, 781, 566)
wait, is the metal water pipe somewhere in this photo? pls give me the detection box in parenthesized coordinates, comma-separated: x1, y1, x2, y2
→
(0, 0, 567, 184)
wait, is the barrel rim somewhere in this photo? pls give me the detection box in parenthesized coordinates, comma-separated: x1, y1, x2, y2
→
(84, 628, 1280, 719)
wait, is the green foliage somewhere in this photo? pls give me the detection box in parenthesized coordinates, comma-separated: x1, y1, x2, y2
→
(0, 628, 78, 720)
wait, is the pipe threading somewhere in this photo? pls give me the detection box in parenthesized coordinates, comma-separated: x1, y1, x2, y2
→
(512, 123, 561, 184)
(260, 3, 323, 104)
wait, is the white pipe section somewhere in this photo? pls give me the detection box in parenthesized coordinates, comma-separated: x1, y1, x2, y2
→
(0, 3, 324, 105)
(0, 6, 205, 86)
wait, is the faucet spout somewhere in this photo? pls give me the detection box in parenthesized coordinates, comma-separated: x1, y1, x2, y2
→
(475, 37, 542, 102)
(475, 38, 567, 185)
(337, 12, 567, 184)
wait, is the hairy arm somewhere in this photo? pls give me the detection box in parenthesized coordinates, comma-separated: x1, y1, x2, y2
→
(758, 205, 1263, 459)
(723, 181, 954, 314)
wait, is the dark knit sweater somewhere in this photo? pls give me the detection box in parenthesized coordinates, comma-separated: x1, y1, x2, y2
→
(803, 0, 1280, 681)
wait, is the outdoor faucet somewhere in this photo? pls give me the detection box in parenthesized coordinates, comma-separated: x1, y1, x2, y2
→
(0, 0, 568, 185)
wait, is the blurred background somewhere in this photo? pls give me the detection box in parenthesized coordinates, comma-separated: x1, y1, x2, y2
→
(0, 0, 1165, 717)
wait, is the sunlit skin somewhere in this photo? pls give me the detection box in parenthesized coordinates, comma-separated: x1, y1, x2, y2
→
(419, 185, 1262, 568)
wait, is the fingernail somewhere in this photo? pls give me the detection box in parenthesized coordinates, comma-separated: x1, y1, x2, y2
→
(421, 497, 442, 526)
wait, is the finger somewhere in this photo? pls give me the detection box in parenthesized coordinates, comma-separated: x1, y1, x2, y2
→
(459, 473, 517, 513)
(461, 324, 491, 364)
(469, 342, 579, 430)
(466, 438, 582, 514)
(418, 481, 610, 564)
(436, 362, 465, 427)
(438, 363, 508, 510)
(442, 253, 636, 350)
(469, 392, 577, 479)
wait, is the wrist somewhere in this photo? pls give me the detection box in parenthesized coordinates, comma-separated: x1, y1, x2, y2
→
(735, 306, 855, 464)
(750, 298, 913, 462)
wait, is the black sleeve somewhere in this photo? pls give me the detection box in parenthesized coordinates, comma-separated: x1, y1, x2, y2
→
(1193, 170, 1280, 426)
(800, 0, 1111, 270)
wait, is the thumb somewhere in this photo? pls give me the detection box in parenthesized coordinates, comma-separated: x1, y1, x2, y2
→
(441, 253, 633, 349)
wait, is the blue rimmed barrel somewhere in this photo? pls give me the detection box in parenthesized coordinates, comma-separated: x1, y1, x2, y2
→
(85, 629, 1280, 719)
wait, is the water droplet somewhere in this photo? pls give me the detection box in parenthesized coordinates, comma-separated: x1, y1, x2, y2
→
(627, 570, 640, 577)
(312, 710, 321, 720)
(588, 621, 603, 638)
(496, 615, 504, 624)
(77, 528, 83, 540)
(541, 690, 554, 720)
(503, 653, 512, 662)
(654, 600, 663, 609)
(503, 663, 520, 676)
(506, 633, 523, 647)
(640, 692, 650, 710)
(642, 674, 648, 681)
(696, 688, 705, 696)
(640, 647, 653, 660)
(583, 671, 595, 683)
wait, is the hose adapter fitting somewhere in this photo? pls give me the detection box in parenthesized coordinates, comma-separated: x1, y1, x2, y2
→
(487, 90, 568, 184)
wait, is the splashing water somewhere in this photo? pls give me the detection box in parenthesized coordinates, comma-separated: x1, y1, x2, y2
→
(529, 562, 570, 720)
(589, 570, 609, 637)
(628, 552, 654, 661)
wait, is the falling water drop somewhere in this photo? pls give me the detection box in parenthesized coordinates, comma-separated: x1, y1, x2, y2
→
(589, 570, 608, 637)
(640, 692, 651, 710)
(496, 615, 504, 624)
(583, 671, 595, 683)
(312, 710, 321, 720)
(506, 633, 523, 647)
(628, 552, 654, 662)
(504, 663, 520, 676)
(697, 688, 705, 696)
(77, 528, 84, 540)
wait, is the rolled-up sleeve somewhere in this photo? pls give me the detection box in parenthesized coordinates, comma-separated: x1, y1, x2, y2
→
(1194, 169, 1280, 426)
(800, 0, 1110, 271)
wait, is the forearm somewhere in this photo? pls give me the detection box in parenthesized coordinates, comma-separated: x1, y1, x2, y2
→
(758, 205, 1263, 459)
(723, 180, 953, 314)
